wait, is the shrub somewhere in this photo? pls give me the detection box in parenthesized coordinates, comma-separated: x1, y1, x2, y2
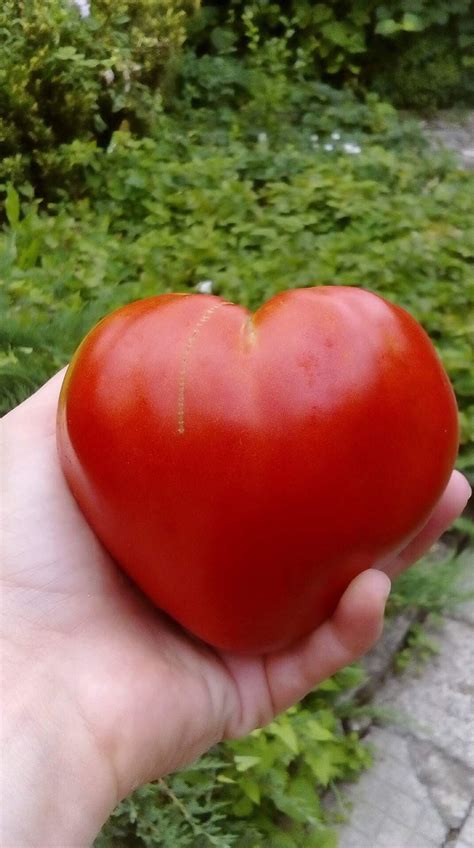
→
(0, 0, 200, 190)
(172, 51, 422, 150)
(190, 0, 474, 108)
(3, 0, 472, 201)
(374, 29, 473, 110)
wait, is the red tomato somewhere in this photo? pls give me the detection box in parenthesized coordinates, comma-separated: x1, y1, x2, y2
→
(57, 287, 458, 653)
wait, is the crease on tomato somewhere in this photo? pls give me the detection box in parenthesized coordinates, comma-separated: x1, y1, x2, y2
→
(241, 314, 257, 349)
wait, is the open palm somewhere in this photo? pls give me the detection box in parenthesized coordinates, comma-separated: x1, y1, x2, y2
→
(2, 370, 470, 818)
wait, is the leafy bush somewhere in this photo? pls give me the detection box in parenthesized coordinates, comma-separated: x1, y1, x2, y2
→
(0, 0, 199, 190)
(3, 0, 472, 202)
(374, 29, 473, 110)
(190, 0, 474, 108)
(173, 50, 409, 146)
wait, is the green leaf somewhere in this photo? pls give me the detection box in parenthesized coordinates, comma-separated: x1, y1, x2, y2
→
(265, 833, 297, 848)
(270, 722, 299, 754)
(55, 46, 80, 60)
(316, 678, 339, 692)
(287, 775, 320, 816)
(233, 755, 261, 772)
(5, 184, 20, 227)
(375, 19, 400, 36)
(232, 795, 254, 817)
(306, 749, 340, 787)
(306, 829, 338, 848)
(401, 13, 424, 32)
(210, 27, 236, 53)
(312, 4, 333, 25)
(306, 721, 335, 742)
(239, 777, 261, 804)
(321, 21, 351, 48)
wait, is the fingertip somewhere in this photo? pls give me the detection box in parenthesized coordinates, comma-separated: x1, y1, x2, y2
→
(340, 568, 391, 612)
(332, 568, 391, 658)
(451, 469, 472, 507)
(371, 568, 392, 607)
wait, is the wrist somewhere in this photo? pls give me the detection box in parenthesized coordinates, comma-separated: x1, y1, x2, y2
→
(1, 648, 117, 848)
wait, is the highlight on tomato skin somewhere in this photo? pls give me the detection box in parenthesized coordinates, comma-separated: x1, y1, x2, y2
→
(57, 285, 459, 654)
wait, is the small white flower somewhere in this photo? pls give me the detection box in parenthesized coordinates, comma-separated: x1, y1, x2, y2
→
(257, 132, 268, 145)
(323, 143, 334, 152)
(310, 133, 319, 143)
(196, 280, 214, 295)
(343, 142, 362, 155)
(102, 68, 115, 86)
(72, 0, 90, 17)
(331, 131, 341, 140)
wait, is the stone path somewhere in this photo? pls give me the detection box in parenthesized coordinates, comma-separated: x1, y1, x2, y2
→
(335, 548, 474, 848)
(421, 111, 474, 169)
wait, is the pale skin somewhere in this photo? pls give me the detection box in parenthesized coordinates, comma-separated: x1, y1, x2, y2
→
(1, 371, 471, 848)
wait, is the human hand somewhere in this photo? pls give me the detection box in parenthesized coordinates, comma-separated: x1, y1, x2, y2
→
(1, 371, 470, 847)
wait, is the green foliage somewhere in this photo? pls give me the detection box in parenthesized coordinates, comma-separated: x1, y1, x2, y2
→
(191, 0, 474, 109)
(2, 105, 473, 471)
(94, 758, 236, 847)
(388, 549, 474, 616)
(3, 0, 472, 201)
(374, 30, 473, 110)
(0, 0, 199, 190)
(453, 516, 474, 540)
(95, 668, 368, 847)
(393, 618, 440, 673)
(173, 49, 411, 147)
(388, 547, 474, 672)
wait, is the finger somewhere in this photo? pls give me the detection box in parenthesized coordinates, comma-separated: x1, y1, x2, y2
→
(264, 569, 391, 716)
(379, 470, 471, 580)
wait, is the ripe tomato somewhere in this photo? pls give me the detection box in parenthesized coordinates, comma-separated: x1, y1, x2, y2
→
(57, 287, 458, 653)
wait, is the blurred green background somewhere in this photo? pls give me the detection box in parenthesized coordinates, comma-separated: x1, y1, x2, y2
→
(1, 2, 473, 845)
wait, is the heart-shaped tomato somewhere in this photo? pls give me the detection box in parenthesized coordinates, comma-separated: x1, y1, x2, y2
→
(57, 287, 458, 653)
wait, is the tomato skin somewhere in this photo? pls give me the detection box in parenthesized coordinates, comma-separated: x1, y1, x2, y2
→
(57, 287, 458, 654)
